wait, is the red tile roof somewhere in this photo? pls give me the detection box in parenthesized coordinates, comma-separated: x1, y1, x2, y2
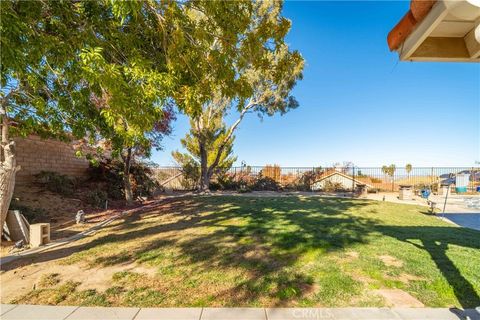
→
(387, 0, 437, 51)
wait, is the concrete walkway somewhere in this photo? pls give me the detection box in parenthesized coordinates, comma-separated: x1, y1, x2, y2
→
(440, 213, 480, 231)
(1, 305, 479, 320)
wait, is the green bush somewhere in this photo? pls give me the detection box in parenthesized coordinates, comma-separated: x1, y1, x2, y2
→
(414, 183, 438, 193)
(215, 173, 240, 190)
(211, 173, 277, 191)
(238, 185, 252, 193)
(130, 163, 160, 197)
(323, 181, 344, 192)
(295, 168, 324, 191)
(179, 160, 200, 190)
(87, 160, 159, 200)
(208, 181, 221, 191)
(85, 189, 108, 208)
(251, 176, 281, 191)
(35, 171, 77, 196)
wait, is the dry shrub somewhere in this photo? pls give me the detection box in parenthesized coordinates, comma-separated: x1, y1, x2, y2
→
(262, 164, 281, 182)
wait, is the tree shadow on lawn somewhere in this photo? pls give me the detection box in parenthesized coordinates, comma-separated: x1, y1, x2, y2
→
(2, 196, 376, 305)
(377, 225, 480, 308)
(0, 198, 215, 270)
(90, 197, 480, 307)
(158, 197, 378, 305)
(4, 196, 479, 307)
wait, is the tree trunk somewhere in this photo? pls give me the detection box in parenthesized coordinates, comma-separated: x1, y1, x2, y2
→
(0, 108, 19, 242)
(122, 147, 134, 204)
(198, 140, 210, 192)
(195, 101, 255, 193)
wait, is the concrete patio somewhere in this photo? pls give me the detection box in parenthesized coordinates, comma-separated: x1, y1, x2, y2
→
(1, 305, 480, 320)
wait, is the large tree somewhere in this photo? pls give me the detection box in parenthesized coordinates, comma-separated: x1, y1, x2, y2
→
(1, 0, 106, 235)
(172, 96, 237, 187)
(0, 0, 187, 227)
(1, 0, 286, 228)
(0, 1, 164, 215)
(173, 0, 304, 191)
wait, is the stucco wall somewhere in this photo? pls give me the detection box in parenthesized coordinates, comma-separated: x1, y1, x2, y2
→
(13, 135, 90, 185)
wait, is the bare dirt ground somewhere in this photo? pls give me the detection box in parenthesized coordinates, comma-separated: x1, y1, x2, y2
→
(0, 258, 157, 302)
(0, 197, 189, 305)
(372, 289, 424, 307)
(378, 255, 403, 268)
(11, 185, 122, 237)
(0, 197, 179, 301)
(1, 186, 181, 257)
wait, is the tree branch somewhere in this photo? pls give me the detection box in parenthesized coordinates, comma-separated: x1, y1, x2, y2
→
(223, 99, 256, 145)
(207, 99, 257, 175)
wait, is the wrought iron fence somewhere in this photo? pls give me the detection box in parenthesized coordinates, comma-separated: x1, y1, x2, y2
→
(152, 165, 480, 193)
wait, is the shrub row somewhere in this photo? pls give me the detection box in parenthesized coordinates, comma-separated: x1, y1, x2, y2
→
(32, 160, 159, 208)
(208, 168, 327, 192)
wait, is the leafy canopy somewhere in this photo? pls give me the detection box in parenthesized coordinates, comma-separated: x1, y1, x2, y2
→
(173, 0, 304, 188)
(1, 0, 262, 156)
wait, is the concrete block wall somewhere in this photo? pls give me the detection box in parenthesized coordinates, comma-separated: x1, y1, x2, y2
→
(13, 135, 90, 185)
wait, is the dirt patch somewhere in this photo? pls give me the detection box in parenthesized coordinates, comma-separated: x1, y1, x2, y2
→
(0, 260, 157, 303)
(378, 255, 403, 267)
(335, 251, 360, 265)
(373, 289, 424, 307)
(9, 185, 126, 242)
(384, 273, 424, 284)
(352, 274, 373, 285)
(345, 251, 359, 259)
(75, 263, 157, 292)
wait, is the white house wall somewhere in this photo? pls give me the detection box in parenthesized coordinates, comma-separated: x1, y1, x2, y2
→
(311, 174, 361, 191)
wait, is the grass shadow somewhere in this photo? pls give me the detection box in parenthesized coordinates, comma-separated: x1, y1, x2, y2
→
(377, 225, 480, 308)
(5, 195, 479, 308)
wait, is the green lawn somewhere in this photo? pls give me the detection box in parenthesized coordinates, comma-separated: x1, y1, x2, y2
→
(11, 196, 480, 308)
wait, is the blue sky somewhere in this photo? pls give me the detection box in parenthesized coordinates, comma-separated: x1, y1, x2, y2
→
(152, 1, 480, 167)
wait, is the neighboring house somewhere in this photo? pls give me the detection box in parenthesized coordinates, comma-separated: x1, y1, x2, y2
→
(440, 170, 480, 185)
(387, 0, 480, 62)
(311, 170, 372, 191)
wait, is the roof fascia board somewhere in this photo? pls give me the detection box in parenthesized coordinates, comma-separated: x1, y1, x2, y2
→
(464, 22, 480, 58)
(408, 56, 480, 62)
(314, 171, 373, 188)
(400, 0, 453, 60)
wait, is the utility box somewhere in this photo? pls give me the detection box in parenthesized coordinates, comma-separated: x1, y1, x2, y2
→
(455, 174, 469, 193)
(29, 223, 50, 248)
(399, 185, 413, 200)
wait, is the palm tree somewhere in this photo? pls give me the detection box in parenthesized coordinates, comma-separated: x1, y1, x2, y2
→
(382, 164, 396, 191)
(389, 164, 396, 191)
(405, 163, 412, 182)
(381, 165, 388, 177)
